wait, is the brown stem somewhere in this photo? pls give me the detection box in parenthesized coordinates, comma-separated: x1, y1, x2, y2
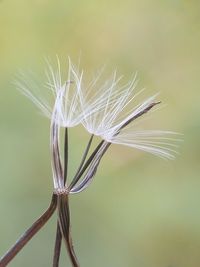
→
(53, 222, 62, 267)
(0, 194, 57, 267)
(58, 194, 80, 267)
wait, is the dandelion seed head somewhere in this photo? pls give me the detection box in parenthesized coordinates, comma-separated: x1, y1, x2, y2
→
(16, 57, 181, 190)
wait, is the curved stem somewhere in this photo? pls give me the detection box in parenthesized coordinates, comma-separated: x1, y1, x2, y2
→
(69, 140, 104, 190)
(58, 194, 79, 267)
(53, 128, 69, 266)
(70, 142, 111, 193)
(0, 194, 57, 267)
(53, 222, 62, 267)
(73, 134, 94, 180)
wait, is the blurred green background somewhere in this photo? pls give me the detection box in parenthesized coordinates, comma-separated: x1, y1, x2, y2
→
(0, 1, 199, 266)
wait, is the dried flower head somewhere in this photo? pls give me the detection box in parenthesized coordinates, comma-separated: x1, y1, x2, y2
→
(16, 58, 180, 193)
(0, 58, 181, 267)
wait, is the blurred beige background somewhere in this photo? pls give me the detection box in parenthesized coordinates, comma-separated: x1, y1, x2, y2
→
(0, 1, 199, 266)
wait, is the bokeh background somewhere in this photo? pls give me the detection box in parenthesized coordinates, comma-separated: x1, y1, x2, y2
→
(0, 1, 199, 267)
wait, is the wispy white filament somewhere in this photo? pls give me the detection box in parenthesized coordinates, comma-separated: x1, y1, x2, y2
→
(107, 130, 180, 160)
(16, 58, 86, 128)
(81, 72, 139, 136)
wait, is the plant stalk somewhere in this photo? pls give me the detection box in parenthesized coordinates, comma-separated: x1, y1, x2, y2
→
(58, 194, 79, 267)
(0, 194, 57, 267)
(53, 222, 62, 267)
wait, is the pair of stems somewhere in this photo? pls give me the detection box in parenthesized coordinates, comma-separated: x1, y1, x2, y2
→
(52, 132, 95, 266)
(0, 194, 57, 267)
(0, 193, 79, 267)
(0, 127, 78, 267)
(0, 131, 99, 267)
(52, 128, 79, 267)
(0, 101, 160, 266)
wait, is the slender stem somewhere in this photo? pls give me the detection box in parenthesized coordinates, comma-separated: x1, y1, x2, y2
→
(53, 222, 62, 267)
(69, 139, 104, 190)
(53, 128, 69, 266)
(0, 194, 57, 267)
(51, 120, 64, 189)
(71, 142, 111, 193)
(58, 194, 79, 267)
(71, 134, 94, 184)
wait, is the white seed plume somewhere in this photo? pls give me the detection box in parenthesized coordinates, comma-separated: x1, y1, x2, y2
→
(107, 130, 180, 160)
(81, 72, 180, 160)
(16, 58, 86, 128)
